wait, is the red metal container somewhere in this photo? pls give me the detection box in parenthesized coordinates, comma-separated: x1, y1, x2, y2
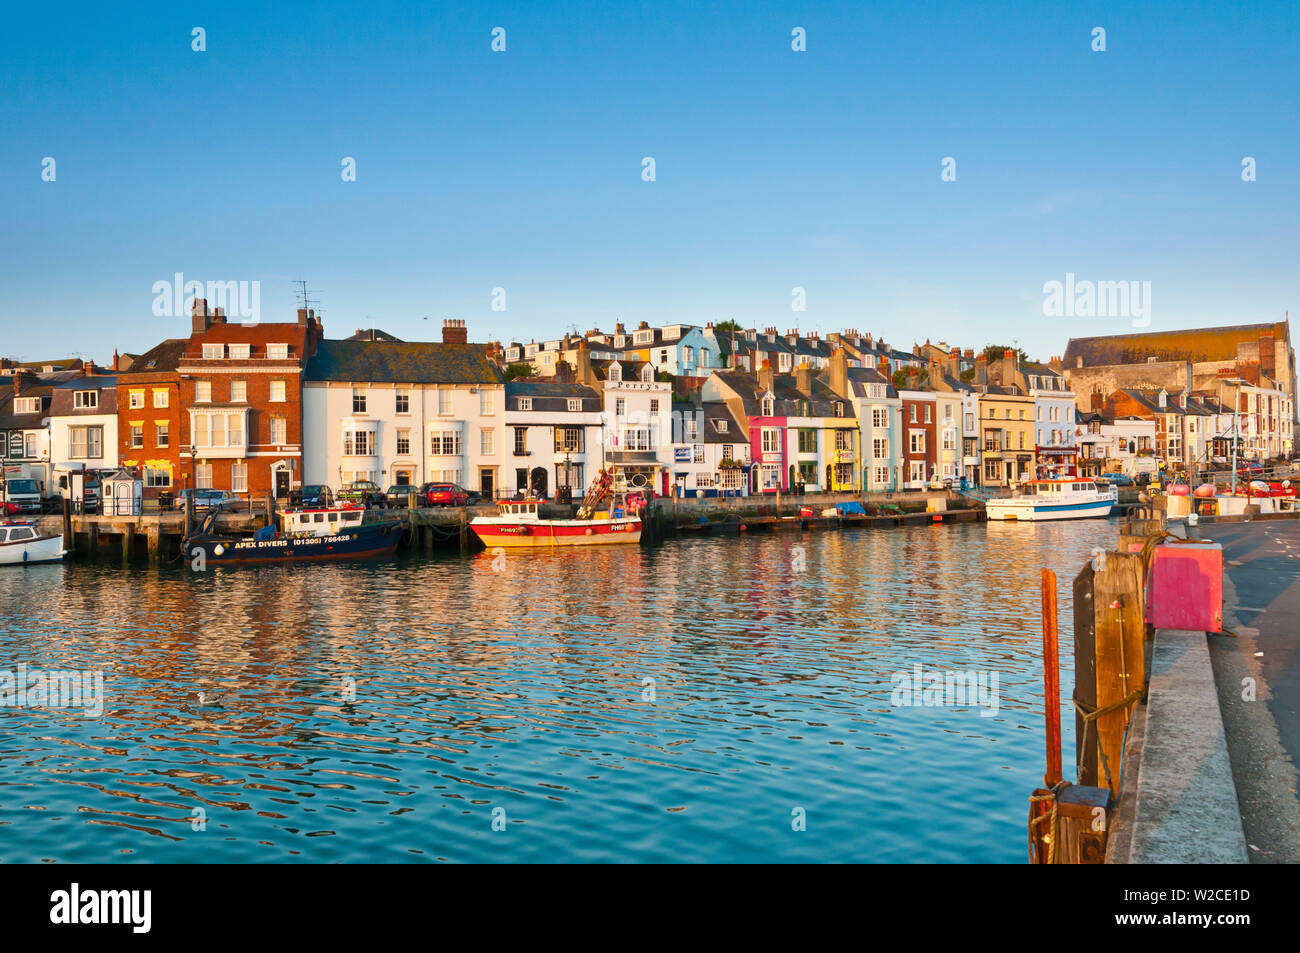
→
(1145, 542, 1223, 633)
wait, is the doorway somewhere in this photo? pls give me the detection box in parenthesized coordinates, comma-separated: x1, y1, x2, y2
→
(479, 468, 495, 499)
(530, 466, 548, 498)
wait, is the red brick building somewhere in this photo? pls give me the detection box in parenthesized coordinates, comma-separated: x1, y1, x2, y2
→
(120, 300, 323, 498)
(899, 374, 937, 488)
(117, 340, 187, 497)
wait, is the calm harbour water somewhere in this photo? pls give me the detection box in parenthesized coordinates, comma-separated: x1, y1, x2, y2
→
(0, 521, 1115, 863)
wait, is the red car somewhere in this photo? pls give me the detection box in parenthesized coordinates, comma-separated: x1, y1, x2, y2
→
(419, 482, 469, 506)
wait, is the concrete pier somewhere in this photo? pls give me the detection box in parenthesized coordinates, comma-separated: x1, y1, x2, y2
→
(1107, 519, 1300, 863)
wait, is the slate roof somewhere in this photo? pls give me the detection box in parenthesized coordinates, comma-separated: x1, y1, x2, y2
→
(0, 386, 53, 430)
(843, 366, 899, 399)
(49, 375, 118, 416)
(345, 328, 404, 342)
(506, 380, 602, 412)
(305, 340, 503, 385)
(121, 339, 188, 374)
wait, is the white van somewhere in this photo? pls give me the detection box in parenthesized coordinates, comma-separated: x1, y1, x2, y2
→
(52, 463, 101, 512)
(1, 465, 44, 514)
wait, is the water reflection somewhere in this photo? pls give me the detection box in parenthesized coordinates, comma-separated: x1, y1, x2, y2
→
(0, 521, 1113, 862)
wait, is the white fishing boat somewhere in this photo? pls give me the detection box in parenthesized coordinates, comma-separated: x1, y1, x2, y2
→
(985, 478, 1117, 522)
(0, 521, 65, 565)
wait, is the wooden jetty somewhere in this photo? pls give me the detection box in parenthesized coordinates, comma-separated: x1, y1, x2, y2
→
(36, 491, 988, 565)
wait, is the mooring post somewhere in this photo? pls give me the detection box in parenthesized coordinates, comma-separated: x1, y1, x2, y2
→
(459, 508, 468, 554)
(62, 495, 72, 551)
(1040, 568, 1062, 788)
(1073, 551, 1145, 795)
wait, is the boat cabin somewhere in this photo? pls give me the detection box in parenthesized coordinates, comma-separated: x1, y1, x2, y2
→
(0, 523, 40, 545)
(281, 507, 365, 537)
(497, 500, 542, 520)
(1020, 479, 1101, 496)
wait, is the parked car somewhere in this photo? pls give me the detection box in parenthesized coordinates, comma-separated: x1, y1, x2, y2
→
(1236, 461, 1264, 476)
(1099, 472, 1134, 487)
(173, 488, 239, 512)
(419, 482, 470, 506)
(384, 484, 416, 508)
(290, 484, 335, 509)
(464, 489, 484, 506)
(338, 480, 383, 508)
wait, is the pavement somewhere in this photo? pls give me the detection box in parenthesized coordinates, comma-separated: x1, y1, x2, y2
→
(1195, 520, 1300, 862)
(1116, 629, 1248, 863)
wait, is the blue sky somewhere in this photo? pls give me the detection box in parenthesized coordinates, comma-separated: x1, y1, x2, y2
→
(2, 0, 1297, 363)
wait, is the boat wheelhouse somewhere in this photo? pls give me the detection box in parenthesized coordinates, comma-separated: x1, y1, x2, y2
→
(985, 478, 1116, 522)
(0, 521, 64, 565)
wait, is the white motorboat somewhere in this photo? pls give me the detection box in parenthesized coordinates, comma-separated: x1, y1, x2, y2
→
(985, 478, 1117, 522)
(0, 521, 65, 565)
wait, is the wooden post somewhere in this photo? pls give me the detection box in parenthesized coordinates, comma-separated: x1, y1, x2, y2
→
(61, 495, 72, 551)
(1072, 551, 1145, 796)
(146, 526, 160, 563)
(1040, 568, 1062, 788)
(89, 520, 99, 558)
(459, 507, 468, 554)
(124, 523, 137, 562)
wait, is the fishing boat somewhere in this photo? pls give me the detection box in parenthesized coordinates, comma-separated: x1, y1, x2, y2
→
(985, 478, 1117, 522)
(0, 520, 64, 565)
(182, 504, 402, 567)
(470, 469, 642, 548)
(1169, 480, 1297, 519)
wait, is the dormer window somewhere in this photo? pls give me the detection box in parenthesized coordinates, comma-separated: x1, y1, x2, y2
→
(613, 336, 626, 348)
(715, 420, 728, 433)
(641, 365, 653, 383)
(228, 344, 251, 360)
(762, 394, 775, 417)
(1158, 390, 1167, 408)
(267, 343, 290, 360)
(834, 402, 844, 417)
(518, 397, 532, 411)
(609, 363, 622, 382)
(634, 329, 653, 344)
(73, 390, 98, 409)
(202, 344, 224, 360)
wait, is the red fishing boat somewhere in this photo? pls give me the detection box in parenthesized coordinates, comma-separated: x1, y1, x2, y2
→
(470, 469, 642, 548)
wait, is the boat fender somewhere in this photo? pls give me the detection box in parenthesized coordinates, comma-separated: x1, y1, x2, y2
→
(585, 528, 592, 535)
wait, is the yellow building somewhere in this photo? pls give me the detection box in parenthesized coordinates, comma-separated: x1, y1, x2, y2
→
(977, 389, 1036, 487)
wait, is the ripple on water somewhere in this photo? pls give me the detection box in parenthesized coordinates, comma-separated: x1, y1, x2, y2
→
(0, 521, 1112, 862)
